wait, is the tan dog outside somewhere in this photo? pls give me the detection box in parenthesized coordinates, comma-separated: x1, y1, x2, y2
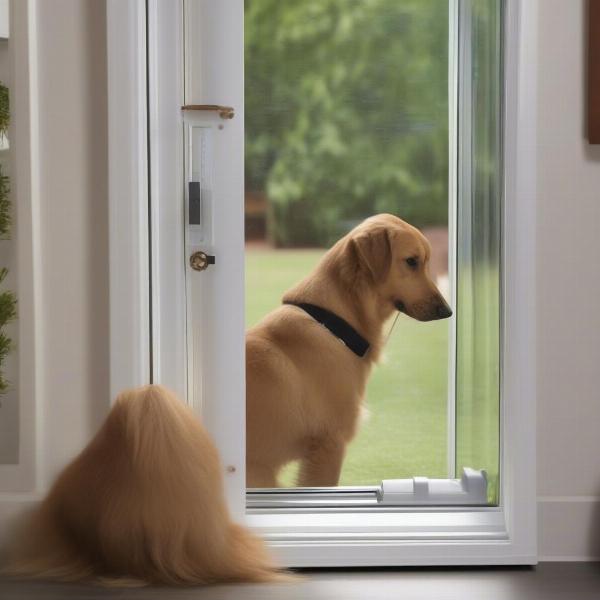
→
(246, 214, 452, 488)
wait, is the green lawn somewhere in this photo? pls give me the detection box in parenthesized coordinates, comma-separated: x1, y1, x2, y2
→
(246, 248, 450, 486)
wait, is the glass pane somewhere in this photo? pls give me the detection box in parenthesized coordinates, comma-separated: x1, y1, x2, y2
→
(455, 0, 503, 504)
(245, 0, 451, 487)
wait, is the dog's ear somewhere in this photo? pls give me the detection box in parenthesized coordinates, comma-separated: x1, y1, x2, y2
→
(350, 227, 392, 284)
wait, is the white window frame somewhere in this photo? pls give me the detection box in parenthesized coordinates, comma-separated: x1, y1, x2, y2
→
(107, 0, 537, 566)
(106, 0, 151, 400)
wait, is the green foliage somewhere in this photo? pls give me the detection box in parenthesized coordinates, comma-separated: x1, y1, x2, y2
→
(245, 0, 449, 246)
(0, 81, 14, 396)
(0, 269, 16, 395)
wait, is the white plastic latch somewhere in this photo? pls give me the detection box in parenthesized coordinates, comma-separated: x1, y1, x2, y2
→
(378, 467, 488, 505)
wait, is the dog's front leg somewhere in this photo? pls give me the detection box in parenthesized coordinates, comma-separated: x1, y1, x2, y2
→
(246, 462, 280, 488)
(296, 437, 346, 487)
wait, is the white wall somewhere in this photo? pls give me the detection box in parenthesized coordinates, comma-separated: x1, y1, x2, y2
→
(0, 2, 110, 544)
(536, 0, 600, 560)
(32, 0, 110, 482)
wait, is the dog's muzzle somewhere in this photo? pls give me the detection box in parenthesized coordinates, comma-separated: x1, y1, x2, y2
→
(394, 298, 453, 321)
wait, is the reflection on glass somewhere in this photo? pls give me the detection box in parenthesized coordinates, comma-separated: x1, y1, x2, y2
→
(455, 0, 503, 504)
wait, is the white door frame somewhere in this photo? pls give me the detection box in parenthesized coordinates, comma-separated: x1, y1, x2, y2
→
(179, 0, 247, 519)
(146, 0, 187, 398)
(108, 0, 537, 566)
(106, 0, 151, 400)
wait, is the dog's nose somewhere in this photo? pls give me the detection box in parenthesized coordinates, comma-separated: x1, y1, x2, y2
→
(436, 303, 452, 319)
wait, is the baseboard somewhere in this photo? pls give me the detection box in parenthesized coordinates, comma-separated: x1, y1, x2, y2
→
(538, 497, 600, 561)
(0, 495, 41, 551)
(538, 556, 600, 562)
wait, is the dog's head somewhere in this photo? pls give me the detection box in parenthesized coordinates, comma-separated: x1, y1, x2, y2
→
(344, 214, 452, 322)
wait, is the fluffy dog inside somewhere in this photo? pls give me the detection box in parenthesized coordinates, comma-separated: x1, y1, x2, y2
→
(5, 385, 285, 586)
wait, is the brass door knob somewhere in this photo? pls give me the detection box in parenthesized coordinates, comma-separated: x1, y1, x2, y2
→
(190, 251, 215, 271)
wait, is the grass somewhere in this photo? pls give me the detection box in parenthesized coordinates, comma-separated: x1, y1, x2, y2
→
(245, 248, 450, 486)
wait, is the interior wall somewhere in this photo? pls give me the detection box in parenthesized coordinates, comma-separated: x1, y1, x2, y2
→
(34, 0, 110, 483)
(536, 0, 600, 560)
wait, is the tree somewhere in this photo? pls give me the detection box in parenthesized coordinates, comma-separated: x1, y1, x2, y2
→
(245, 0, 449, 246)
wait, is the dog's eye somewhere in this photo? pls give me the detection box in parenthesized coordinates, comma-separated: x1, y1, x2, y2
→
(405, 257, 418, 269)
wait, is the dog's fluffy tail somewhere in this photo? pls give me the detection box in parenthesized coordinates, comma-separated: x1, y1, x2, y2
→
(4, 385, 288, 586)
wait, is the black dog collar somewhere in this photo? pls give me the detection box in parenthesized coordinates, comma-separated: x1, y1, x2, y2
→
(283, 301, 370, 358)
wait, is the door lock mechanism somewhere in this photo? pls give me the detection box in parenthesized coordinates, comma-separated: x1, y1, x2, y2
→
(190, 251, 215, 272)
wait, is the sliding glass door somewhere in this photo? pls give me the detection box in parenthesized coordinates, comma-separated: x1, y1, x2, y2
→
(146, 0, 536, 567)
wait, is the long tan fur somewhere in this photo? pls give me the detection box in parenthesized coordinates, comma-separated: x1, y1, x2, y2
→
(246, 214, 452, 488)
(6, 385, 284, 586)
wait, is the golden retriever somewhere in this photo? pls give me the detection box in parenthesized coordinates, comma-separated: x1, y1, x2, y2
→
(246, 214, 451, 488)
(6, 385, 283, 586)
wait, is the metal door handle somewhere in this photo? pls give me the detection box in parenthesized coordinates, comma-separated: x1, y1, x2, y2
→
(181, 104, 235, 119)
(190, 251, 215, 271)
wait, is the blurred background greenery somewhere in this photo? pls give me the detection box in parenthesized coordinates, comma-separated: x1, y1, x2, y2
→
(245, 0, 449, 247)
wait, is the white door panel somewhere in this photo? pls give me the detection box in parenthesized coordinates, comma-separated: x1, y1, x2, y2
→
(183, 0, 245, 518)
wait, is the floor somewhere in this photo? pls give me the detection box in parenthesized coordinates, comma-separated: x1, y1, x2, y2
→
(1, 563, 599, 600)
